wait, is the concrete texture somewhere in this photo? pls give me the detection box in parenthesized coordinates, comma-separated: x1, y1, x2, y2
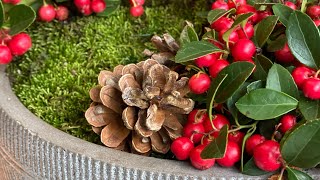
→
(0, 65, 319, 179)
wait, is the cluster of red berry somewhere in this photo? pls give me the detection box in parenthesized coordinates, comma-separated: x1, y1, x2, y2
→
(129, 0, 145, 17)
(0, 31, 32, 64)
(188, 0, 320, 99)
(171, 109, 297, 171)
(74, 0, 106, 16)
(38, 4, 69, 22)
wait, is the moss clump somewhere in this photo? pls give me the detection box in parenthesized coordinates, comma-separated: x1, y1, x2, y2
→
(7, 2, 209, 143)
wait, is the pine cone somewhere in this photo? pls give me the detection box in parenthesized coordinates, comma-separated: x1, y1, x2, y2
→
(85, 59, 194, 154)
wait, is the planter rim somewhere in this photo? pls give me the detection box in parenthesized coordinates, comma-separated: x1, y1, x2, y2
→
(0, 65, 319, 179)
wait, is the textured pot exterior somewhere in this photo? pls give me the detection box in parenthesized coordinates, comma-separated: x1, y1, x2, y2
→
(0, 65, 319, 179)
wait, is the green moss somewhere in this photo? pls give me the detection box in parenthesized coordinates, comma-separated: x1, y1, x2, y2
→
(7, 3, 209, 143)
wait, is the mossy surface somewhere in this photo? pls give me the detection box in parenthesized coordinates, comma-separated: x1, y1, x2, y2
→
(7, 1, 209, 143)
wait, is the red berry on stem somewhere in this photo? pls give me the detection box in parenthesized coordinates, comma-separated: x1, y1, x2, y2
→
(171, 137, 194, 160)
(195, 53, 217, 68)
(284, 1, 297, 10)
(227, 0, 246, 9)
(189, 144, 215, 170)
(231, 39, 256, 61)
(245, 134, 265, 155)
(236, 23, 254, 39)
(307, 5, 320, 19)
(91, 0, 106, 13)
(303, 77, 320, 100)
(253, 140, 282, 172)
(236, 5, 259, 24)
(0, 45, 12, 64)
(292, 66, 315, 89)
(274, 43, 295, 64)
(203, 114, 230, 133)
(188, 72, 211, 94)
(211, 17, 234, 32)
(211, 0, 229, 10)
(187, 109, 207, 124)
(219, 29, 239, 47)
(8, 33, 32, 56)
(183, 123, 205, 144)
(130, 6, 144, 17)
(74, 0, 90, 9)
(228, 131, 245, 146)
(38, 4, 56, 22)
(217, 141, 241, 167)
(209, 59, 230, 78)
(55, 6, 69, 21)
(279, 114, 297, 133)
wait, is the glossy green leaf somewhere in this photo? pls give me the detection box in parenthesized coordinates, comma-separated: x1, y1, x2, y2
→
(255, 15, 279, 47)
(214, 62, 255, 103)
(272, 4, 293, 27)
(286, 11, 320, 69)
(227, 82, 250, 120)
(267, 34, 287, 52)
(180, 22, 199, 46)
(247, 80, 263, 93)
(243, 158, 270, 176)
(201, 125, 228, 159)
(299, 98, 320, 121)
(266, 64, 299, 99)
(0, 1, 4, 27)
(281, 119, 320, 168)
(236, 89, 298, 120)
(253, 54, 273, 81)
(97, 0, 120, 17)
(175, 41, 224, 63)
(8, 4, 36, 35)
(286, 166, 313, 180)
(222, 13, 253, 46)
(207, 8, 236, 24)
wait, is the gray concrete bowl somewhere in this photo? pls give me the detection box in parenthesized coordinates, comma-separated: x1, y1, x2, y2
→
(0, 65, 319, 179)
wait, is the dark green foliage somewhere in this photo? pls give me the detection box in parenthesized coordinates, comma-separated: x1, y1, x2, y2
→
(7, 4, 206, 143)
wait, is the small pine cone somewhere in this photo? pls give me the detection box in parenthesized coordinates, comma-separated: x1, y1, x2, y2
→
(85, 59, 194, 154)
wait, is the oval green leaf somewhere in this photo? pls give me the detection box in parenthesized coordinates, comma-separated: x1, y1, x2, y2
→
(286, 166, 313, 180)
(207, 8, 236, 24)
(227, 82, 250, 120)
(175, 41, 224, 63)
(214, 61, 255, 104)
(236, 89, 298, 120)
(281, 119, 320, 168)
(247, 80, 263, 93)
(272, 4, 293, 27)
(255, 15, 279, 47)
(243, 158, 271, 176)
(299, 97, 320, 121)
(253, 54, 273, 81)
(201, 125, 228, 159)
(97, 0, 120, 17)
(266, 64, 299, 99)
(8, 4, 36, 35)
(180, 22, 199, 46)
(286, 11, 320, 69)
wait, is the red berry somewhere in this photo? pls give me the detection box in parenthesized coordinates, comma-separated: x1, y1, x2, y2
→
(189, 144, 215, 170)
(183, 123, 205, 144)
(257, 10, 273, 23)
(188, 72, 211, 94)
(171, 137, 194, 160)
(81, 5, 93, 16)
(284, 1, 297, 10)
(55, 6, 69, 21)
(202, 136, 213, 146)
(314, 19, 320, 27)
(219, 29, 239, 47)
(245, 134, 265, 155)
(74, 0, 90, 9)
(227, 0, 246, 9)
(203, 114, 230, 133)
(91, 0, 106, 13)
(187, 109, 207, 124)
(8, 33, 32, 56)
(0, 45, 13, 64)
(231, 39, 256, 61)
(211, 17, 234, 32)
(307, 5, 320, 19)
(209, 59, 230, 78)
(228, 131, 245, 146)
(130, 6, 144, 17)
(253, 140, 281, 172)
(195, 53, 217, 68)
(217, 141, 241, 167)
(38, 4, 56, 22)
(236, 5, 259, 24)
(129, 0, 145, 6)
(279, 114, 297, 134)
(292, 66, 316, 89)
(236, 23, 254, 39)
(211, 0, 229, 10)
(274, 43, 295, 64)
(303, 77, 320, 100)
